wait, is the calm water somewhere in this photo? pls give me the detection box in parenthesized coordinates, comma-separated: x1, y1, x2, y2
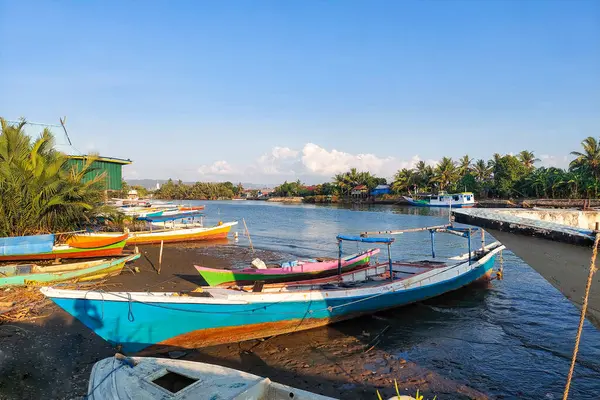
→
(179, 200, 600, 399)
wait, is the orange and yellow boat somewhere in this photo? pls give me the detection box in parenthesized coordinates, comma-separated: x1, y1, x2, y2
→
(66, 232, 129, 249)
(177, 205, 205, 211)
(125, 221, 237, 245)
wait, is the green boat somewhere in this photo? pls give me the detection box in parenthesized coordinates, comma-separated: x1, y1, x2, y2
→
(194, 249, 379, 286)
(0, 253, 140, 287)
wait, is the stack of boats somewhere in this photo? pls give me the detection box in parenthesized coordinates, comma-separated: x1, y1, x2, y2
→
(0, 202, 239, 287)
(40, 224, 505, 354)
(1, 216, 505, 399)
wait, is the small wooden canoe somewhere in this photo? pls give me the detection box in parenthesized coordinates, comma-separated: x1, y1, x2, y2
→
(126, 221, 237, 245)
(0, 239, 127, 262)
(195, 248, 380, 286)
(0, 253, 140, 287)
(87, 355, 335, 399)
(66, 232, 129, 249)
(177, 205, 205, 211)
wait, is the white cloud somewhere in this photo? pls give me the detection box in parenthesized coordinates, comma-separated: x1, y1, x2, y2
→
(198, 160, 235, 175)
(539, 154, 569, 169)
(301, 143, 418, 177)
(255, 146, 300, 175)
(196, 144, 428, 183)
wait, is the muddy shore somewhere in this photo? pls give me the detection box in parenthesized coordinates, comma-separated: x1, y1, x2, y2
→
(0, 243, 487, 400)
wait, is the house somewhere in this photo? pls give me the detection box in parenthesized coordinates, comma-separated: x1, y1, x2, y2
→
(370, 184, 391, 196)
(351, 185, 369, 197)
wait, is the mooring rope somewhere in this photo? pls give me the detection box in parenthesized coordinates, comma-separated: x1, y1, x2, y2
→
(562, 232, 600, 400)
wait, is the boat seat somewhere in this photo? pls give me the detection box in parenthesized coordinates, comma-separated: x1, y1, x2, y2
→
(252, 281, 265, 292)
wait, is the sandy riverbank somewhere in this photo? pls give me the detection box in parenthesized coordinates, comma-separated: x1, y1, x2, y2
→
(0, 243, 487, 399)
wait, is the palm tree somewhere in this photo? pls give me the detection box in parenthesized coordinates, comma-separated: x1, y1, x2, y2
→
(488, 153, 502, 169)
(570, 136, 600, 175)
(518, 150, 539, 169)
(0, 118, 110, 237)
(391, 168, 416, 194)
(432, 157, 458, 191)
(333, 173, 351, 196)
(472, 159, 491, 183)
(458, 155, 473, 176)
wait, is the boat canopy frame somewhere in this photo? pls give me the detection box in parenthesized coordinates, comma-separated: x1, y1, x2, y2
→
(349, 224, 483, 281)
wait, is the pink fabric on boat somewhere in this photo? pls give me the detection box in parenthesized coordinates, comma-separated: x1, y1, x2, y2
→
(195, 248, 380, 275)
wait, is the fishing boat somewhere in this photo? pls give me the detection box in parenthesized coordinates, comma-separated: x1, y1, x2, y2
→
(126, 221, 238, 245)
(87, 354, 335, 399)
(195, 249, 380, 286)
(0, 234, 56, 257)
(66, 232, 129, 249)
(403, 192, 475, 208)
(0, 238, 127, 262)
(177, 205, 205, 211)
(138, 210, 203, 222)
(0, 253, 140, 287)
(41, 230, 504, 353)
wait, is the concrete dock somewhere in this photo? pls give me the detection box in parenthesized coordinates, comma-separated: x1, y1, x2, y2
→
(452, 208, 600, 329)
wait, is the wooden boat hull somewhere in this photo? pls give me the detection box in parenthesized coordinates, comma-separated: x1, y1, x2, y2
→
(0, 234, 55, 256)
(66, 233, 129, 249)
(0, 254, 140, 287)
(177, 206, 205, 211)
(195, 249, 379, 286)
(0, 240, 126, 261)
(41, 244, 503, 353)
(126, 222, 237, 245)
(88, 356, 335, 400)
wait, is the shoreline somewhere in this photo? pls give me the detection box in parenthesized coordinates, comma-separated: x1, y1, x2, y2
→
(0, 243, 488, 400)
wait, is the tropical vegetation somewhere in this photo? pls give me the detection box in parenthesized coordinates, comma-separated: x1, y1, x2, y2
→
(0, 118, 111, 237)
(267, 137, 600, 201)
(153, 179, 243, 200)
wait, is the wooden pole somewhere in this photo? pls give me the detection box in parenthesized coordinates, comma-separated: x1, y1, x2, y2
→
(481, 229, 486, 251)
(158, 240, 164, 274)
(243, 218, 254, 253)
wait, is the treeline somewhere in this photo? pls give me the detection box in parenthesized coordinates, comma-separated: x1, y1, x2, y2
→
(153, 179, 243, 200)
(392, 138, 600, 199)
(271, 137, 600, 199)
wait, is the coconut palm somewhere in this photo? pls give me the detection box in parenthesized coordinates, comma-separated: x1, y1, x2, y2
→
(458, 155, 473, 176)
(0, 118, 110, 237)
(432, 157, 458, 191)
(570, 137, 600, 197)
(391, 168, 416, 194)
(472, 159, 491, 183)
(518, 150, 539, 169)
(488, 153, 502, 169)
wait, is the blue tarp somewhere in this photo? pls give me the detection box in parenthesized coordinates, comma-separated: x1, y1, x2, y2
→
(0, 234, 55, 256)
(337, 235, 395, 244)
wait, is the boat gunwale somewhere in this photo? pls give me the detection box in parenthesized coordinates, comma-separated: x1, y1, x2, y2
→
(40, 243, 504, 304)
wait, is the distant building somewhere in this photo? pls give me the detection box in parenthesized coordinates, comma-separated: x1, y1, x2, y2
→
(351, 185, 369, 197)
(66, 155, 132, 191)
(370, 184, 391, 196)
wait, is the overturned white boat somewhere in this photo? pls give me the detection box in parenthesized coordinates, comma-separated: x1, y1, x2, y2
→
(87, 355, 336, 399)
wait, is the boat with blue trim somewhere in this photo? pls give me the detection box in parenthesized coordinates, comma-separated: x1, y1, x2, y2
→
(41, 227, 504, 354)
(403, 191, 475, 208)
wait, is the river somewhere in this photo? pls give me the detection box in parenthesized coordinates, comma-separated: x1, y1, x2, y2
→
(173, 200, 600, 399)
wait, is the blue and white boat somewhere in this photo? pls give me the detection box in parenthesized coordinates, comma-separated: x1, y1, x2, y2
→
(404, 192, 476, 208)
(0, 234, 55, 257)
(41, 230, 504, 354)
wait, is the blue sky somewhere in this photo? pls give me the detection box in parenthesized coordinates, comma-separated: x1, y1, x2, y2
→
(1, 0, 599, 183)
